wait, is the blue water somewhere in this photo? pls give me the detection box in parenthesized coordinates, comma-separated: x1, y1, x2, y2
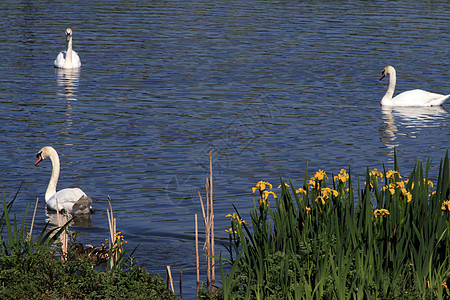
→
(1, 0, 449, 298)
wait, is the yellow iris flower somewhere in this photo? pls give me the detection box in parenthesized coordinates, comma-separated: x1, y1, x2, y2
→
(441, 200, 450, 211)
(225, 228, 237, 234)
(374, 209, 390, 218)
(315, 196, 326, 205)
(296, 188, 307, 195)
(314, 170, 328, 181)
(334, 169, 349, 183)
(226, 213, 247, 225)
(252, 181, 273, 193)
(385, 170, 401, 179)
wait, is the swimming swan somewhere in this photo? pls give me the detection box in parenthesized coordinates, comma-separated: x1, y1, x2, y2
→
(379, 66, 449, 106)
(54, 28, 81, 69)
(35, 146, 93, 214)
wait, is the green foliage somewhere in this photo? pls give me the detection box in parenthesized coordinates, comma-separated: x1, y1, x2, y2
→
(0, 190, 177, 300)
(0, 248, 176, 300)
(0, 188, 69, 258)
(221, 150, 450, 299)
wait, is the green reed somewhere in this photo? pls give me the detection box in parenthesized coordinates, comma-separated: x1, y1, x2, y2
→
(221, 150, 450, 299)
(0, 186, 69, 257)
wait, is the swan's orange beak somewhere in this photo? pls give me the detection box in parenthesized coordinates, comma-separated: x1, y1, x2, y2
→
(35, 154, 43, 166)
(66, 34, 71, 42)
(379, 71, 386, 81)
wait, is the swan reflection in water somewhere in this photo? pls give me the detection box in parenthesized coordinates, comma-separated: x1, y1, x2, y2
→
(56, 67, 80, 101)
(381, 105, 449, 151)
(55, 67, 80, 136)
(45, 209, 93, 227)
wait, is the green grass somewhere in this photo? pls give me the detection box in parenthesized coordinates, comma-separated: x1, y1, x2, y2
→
(219, 150, 450, 299)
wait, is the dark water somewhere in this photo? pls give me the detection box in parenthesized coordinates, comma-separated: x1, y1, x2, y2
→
(1, 0, 449, 298)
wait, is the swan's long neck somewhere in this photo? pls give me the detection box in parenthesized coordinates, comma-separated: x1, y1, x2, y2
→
(65, 38, 73, 68)
(45, 151, 60, 202)
(381, 69, 396, 105)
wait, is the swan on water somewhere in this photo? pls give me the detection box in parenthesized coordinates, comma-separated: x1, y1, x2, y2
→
(35, 146, 93, 214)
(54, 28, 81, 69)
(379, 65, 449, 107)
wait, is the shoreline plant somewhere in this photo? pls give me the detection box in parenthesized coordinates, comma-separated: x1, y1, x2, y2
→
(0, 191, 177, 300)
(220, 150, 450, 299)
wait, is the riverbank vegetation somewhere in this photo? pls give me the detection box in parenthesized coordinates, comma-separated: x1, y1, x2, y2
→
(0, 193, 176, 300)
(218, 150, 450, 299)
(1, 151, 449, 299)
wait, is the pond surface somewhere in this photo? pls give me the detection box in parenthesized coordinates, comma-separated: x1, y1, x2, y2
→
(1, 0, 449, 298)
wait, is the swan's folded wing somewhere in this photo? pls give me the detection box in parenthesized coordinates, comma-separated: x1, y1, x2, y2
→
(393, 90, 449, 106)
(72, 195, 93, 215)
(428, 94, 450, 106)
(71, 50, 82, 68)
(54, 51, 66, 68)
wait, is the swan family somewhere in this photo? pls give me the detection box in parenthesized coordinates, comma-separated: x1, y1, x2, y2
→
(35, 146, 92, 214)
(54, 28, 81, 69)
(379, 66, 449, 107)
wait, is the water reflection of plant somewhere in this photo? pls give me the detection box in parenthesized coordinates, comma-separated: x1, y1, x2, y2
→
(221, 150, 450, 299)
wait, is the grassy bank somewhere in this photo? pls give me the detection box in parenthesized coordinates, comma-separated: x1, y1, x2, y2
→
(0, 193, 176, 300)
(219, 151, 450, 299)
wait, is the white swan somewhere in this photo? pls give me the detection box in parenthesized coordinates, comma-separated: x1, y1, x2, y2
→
(54, 28, 81, 69)
(379, 66, 449, 106)
(35, 146, 92, 214)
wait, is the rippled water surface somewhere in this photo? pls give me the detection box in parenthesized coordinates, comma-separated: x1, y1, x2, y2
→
(1, 0, 449, 298)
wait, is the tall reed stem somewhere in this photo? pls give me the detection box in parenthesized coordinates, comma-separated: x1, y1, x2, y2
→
(55, 198, 68, 260)
(197, 150, 216, 292)
(205, 179, 211, 289)
(107, 196, 117, 269)
(166, 265, 174, 292)
(28, 197, 39, 239)
(179, 266, 183, 299)
(195, 213, 200, 296)
(209, 150, 215, 288)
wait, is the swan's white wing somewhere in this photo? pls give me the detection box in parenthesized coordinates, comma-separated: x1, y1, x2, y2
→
(71, 50, 81, 68)
(54, 51, 66, 68)
(392, 89, 449, 106)
(46, 188, 91, 214)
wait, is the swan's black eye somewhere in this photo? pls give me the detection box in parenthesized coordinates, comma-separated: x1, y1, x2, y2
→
(36, 152, 41, 158)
